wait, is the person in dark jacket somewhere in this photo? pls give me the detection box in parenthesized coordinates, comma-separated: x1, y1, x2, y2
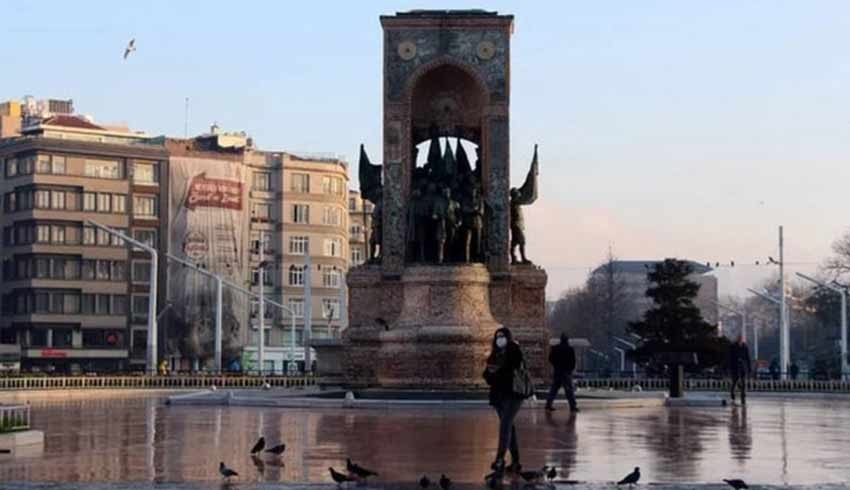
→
(728, 335, 751, 404)
(483, 327, 525, 475)
(546, 333, 578, 412)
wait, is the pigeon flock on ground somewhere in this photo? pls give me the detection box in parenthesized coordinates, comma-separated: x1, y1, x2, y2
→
(217, 436, 749, 489)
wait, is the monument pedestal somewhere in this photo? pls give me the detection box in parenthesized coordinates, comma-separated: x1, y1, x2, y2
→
(344, 264, 547, 389)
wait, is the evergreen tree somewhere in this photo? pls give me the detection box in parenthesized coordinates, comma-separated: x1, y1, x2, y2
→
(628, 258, 730, 370)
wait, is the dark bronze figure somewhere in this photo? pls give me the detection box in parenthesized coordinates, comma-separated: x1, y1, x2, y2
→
(510, 145, 539, 265)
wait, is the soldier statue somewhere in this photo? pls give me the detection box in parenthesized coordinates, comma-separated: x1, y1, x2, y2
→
(510, 145, 539, 265)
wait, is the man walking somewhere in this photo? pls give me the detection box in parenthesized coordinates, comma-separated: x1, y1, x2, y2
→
(729, 335, 751, 405)
(546, 333, 578, 412)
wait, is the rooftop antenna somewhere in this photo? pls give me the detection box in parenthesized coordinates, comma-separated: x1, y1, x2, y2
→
(184, 97, 189, 138)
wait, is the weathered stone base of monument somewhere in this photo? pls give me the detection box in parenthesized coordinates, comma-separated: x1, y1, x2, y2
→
(344, 264, 547, 389)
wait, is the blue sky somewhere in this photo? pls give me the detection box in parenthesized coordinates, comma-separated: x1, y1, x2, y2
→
(3, 1, 849, 298)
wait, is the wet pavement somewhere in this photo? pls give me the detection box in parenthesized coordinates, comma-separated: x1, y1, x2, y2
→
(1, 392, 850, 488)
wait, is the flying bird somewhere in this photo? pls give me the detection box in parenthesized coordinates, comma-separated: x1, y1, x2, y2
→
(265, 443, 286, 456)
(329, 467, 356, 486)
(768, 256, 779, 265)
(618, 467, 640, 487)
(123, 38, 136, 60)
(439, 474, 452, 490)
(723, 479, 749, 490)
(419, 475, 431, 488)
(346, 458, 378, 479)
(219, 462, 238, 481)
(250, 436, 265, 454)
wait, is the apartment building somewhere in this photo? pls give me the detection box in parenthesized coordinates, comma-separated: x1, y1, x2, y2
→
(0, 115, 167, 373)
(347, 190, 373, 267)
(163, 130, 349, 374)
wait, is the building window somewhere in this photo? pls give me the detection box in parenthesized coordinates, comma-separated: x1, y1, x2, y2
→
(322, 206, 342, 226)
(134, 195, 158, 217)
(83, 192, 96, 211)
(322, 176, 343, 195)
(35, 190, 50, 209)
(36, 155, 52, 174)
(84, 159, 123, 179)
(133, 162, 158, 184)
(113, 295, 127, 315)
(51, 190, 66, 210)
(98, 193, 112, 213)
(97, 228, 111, 246)
(82, 226, 96, 245)
(349, 198, 357, 211)
(53, 328, 73, 348)
(289, 236, 308, 255)
(288, 265, 304, 286)
(51, 225, 65, 244)
(132, 295, 149, 322)
(30, 330, 48, 347)
(251, 268, 273, 287)
(110, 229, 126, 247)
(132, 261, 151, 283)
(112, 194, 126, 213)
(52, 155, 66, 174)
(253, 172, 271, 191)
(351, 248, 364, 265)
(133, 229, 157, 250)
(112, 261, 127, 281)
(97, 260, 111, 280)
(292, 204, 309, 224)
(322, 267, 341, 288)
(324, 238, 342, 257)
(250, 230, 272, 253)
(291, 173, 310, 193)
(322, 298, 340, 320)
(4, 158, 17, 177)
(350, 224, 362, 237)
(251, 203, 271, 221)
(288, 297, 305, 318)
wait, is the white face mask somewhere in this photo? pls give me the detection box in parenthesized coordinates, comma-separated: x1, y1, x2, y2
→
(496, 337, 507, 349)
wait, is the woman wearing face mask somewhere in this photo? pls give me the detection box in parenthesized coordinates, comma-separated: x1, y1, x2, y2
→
(482, 327, 525, 475)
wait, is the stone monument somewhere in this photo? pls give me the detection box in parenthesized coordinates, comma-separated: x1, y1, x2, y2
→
(343, 10, 548, 389)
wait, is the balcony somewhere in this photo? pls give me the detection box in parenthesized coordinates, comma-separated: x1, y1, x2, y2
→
(23, 348, 128, 359)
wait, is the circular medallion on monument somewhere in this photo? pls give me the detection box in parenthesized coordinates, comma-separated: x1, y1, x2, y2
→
(183, 231, 208, 261)
(398, 41, 417, 60)
(476, 40, 495, 60)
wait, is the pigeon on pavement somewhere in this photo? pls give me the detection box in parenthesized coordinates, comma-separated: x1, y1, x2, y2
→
(219, 462, 238, 481)
(439, 474, 452, 490)
(266, 443, 286, 456)
(724, 479, 749, 489)
(250, 436, 265, 454)
(618, 467, 640, 487)
(346, 458, 378, 479)
(329, 467, 356, 487)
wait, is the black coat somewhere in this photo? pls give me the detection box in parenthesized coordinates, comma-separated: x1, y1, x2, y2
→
(549, 342, 576, 374)
(728, 343, 751, 376)
(483, 341, 524, 406)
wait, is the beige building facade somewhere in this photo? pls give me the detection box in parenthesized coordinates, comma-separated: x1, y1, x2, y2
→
(347, 190, 373, 267)
(0, 116, 167, 373)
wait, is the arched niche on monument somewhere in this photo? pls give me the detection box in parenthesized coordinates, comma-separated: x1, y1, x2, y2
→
(404, 62, 492, 265)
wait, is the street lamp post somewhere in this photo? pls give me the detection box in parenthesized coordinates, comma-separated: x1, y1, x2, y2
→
(87, 220, 158, 375)
(747, 287, 789, 380)
(166, 252, 297, 375)
(796, 272, 848, 381)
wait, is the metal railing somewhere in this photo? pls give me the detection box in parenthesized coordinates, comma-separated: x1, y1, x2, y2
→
(0, 375, 316, 391)
(0, 404, 31, 432)
(574, 377, 850, 393)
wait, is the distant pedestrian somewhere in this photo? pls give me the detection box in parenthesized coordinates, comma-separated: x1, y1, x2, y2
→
(769, 359, 779, 380)
(728, 335, 751, 404)
(483, 327, 527, 475)
(790, 363, 799, 380)
(545, 333, 578, 412)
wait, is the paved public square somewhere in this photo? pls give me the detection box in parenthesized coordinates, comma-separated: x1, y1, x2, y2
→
(1, 392, 850, 488)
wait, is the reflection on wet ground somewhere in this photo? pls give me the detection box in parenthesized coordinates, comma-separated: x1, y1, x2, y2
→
(1, 394, 849, 486)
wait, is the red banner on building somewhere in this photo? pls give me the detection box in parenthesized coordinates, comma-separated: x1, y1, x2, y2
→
(185, 172, 243, 210)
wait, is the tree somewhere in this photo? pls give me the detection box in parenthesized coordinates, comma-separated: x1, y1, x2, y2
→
(823, 230, 850, 286)
(628, 258, 730, 370)
(548, 253, 643, 371)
